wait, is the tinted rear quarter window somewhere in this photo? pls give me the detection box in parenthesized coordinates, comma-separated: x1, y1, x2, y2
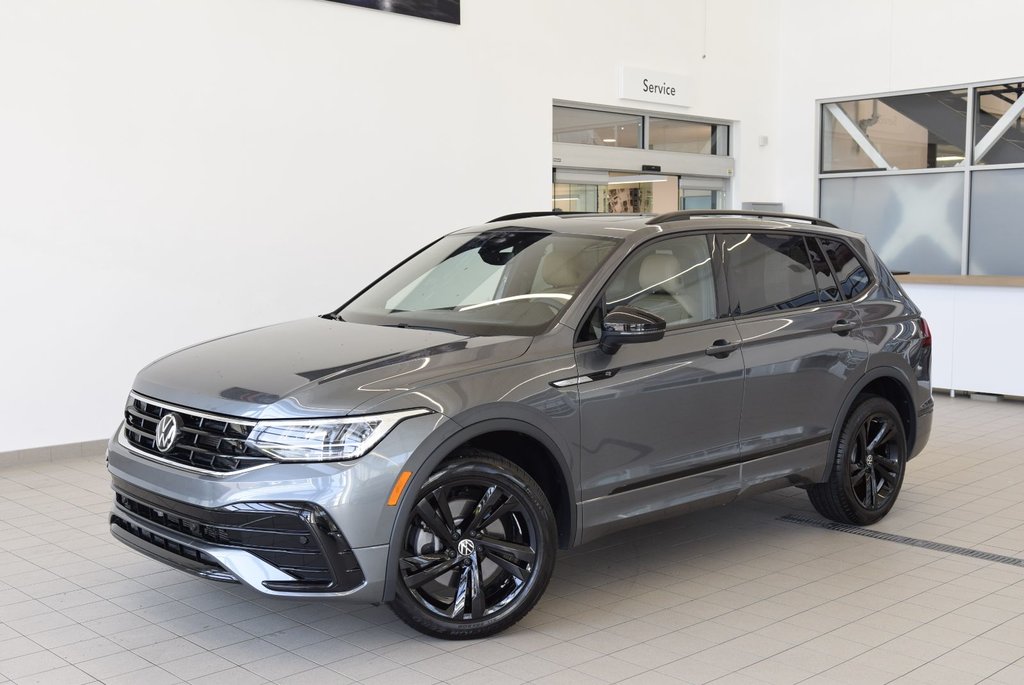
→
(805, 238, 843, 302)
(819, 238, 870, 299)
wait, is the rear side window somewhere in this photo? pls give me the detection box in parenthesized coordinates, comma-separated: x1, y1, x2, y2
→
(819, 238, 870, 299)
(805, 238, 842, 302)
(722, 233, 820, 315)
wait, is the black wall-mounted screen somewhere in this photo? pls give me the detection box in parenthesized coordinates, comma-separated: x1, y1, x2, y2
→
(325, 0, 460, 25)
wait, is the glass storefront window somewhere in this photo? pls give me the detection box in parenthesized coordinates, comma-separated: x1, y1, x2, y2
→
(974, 83, 1024, 165)
(648, 118, 727, 155)
(821, 90, 967, 172)
(553, 106, 642, 148)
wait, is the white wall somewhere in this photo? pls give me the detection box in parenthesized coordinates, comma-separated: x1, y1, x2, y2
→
(0, 0, 784, 452)
(9, 0, 1019, 452)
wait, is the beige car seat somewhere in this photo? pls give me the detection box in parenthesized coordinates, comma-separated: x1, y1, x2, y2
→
(630, 244, 714, 325)
(630, 253, 691, 324)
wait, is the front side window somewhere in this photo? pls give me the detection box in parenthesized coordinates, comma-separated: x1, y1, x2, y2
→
(340, 231, 620, 336)
(723, 233, 820, 315)
(605, 235, 716, 327)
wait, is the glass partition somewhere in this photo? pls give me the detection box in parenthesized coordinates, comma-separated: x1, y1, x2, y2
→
(819, 173, 963, 275)
(969, 168, 1024, 275)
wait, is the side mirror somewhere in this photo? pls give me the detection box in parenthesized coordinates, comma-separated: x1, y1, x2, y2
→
(600, 306, 666, 355)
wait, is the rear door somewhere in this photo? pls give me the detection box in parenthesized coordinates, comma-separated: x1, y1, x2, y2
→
(720, 232, 869, 490)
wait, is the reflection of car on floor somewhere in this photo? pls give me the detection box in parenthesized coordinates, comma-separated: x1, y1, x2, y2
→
(107, 209, 932, 639)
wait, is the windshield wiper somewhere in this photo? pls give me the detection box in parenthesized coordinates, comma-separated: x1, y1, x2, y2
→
(382, 323, 459, 334)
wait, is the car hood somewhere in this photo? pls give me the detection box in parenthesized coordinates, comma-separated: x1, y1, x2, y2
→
(133, 317, 532, 419)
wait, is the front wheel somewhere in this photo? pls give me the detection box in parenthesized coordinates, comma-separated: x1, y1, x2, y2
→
(808, 395, 907, 525)
(389, 449, 556, 639)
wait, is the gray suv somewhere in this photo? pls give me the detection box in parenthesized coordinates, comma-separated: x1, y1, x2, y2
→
(107, 210, 933, 639)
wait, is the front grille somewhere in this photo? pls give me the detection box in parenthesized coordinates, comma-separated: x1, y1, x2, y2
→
(111, 479, 365, 592)
(123, 393, 274, 473)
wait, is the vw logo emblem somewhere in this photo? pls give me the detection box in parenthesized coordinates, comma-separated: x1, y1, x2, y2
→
(457, 539, 476, 557)
(154, 413, 182, 453)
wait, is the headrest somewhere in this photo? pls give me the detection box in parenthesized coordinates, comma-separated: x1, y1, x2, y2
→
(639, 253, 683, 293)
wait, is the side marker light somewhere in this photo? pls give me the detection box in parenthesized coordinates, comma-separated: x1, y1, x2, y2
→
(387, 471, 414, 506)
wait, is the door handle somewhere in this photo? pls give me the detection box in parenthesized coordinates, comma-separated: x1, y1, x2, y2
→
(831, 319, 858, 335)
(705, 339, 740, 358)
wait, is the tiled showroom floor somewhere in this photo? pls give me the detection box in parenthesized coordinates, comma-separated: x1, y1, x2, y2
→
(2, 395, 1024, 685)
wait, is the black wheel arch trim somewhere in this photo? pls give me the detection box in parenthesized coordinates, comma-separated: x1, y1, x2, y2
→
(381, 414, 577, 602)
(820, 365, 919, 484)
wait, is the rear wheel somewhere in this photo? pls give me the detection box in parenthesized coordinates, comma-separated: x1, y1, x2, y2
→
(808, 395, 907, 525)
(390, 449, 556, 639)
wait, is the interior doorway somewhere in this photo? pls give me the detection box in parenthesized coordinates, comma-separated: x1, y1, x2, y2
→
(553, 169, 726, 214)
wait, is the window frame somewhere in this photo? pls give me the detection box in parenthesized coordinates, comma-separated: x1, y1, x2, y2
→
(816, 77, 1024, 277)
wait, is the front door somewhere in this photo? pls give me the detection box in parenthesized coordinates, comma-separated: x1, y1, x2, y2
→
(573, 233, 744, 542)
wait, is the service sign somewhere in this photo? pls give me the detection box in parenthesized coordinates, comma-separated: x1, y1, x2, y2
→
(618, 66, 691, 107)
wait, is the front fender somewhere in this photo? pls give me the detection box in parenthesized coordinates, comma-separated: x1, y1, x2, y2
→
(378, 410, 578, 602)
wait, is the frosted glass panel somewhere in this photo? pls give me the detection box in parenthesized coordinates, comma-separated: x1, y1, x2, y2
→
(969, 169, 1024, 275)
(820, 173, 962, 275)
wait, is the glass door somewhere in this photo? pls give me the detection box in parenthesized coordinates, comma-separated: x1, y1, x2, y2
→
(679, 177, 727, 210)
(553, 169, 680, 213)
(555, 170, 729, 213)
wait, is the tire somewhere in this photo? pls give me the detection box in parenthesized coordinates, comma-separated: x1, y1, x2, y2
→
(389, 449, 556, 639)
(808, 395, 907, 525)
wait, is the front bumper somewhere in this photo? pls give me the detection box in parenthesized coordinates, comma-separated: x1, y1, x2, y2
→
(106, 412, 446, 602)
(110, 476, 366, 594)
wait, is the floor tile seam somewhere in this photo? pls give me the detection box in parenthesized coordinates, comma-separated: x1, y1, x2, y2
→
(678, 525, 1024, 682)
(829, 551, 1024, 677)
(876, 634, 1019, 683)
(0, 629, 170, 683)
(780, 515, 1024, 570)
(621, 543, 930, 679)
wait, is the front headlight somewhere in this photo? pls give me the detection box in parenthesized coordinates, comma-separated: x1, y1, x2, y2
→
(246, 408, 431, 463)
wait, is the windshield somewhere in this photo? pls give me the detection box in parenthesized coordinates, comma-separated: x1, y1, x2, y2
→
(338, 229, 620, 336)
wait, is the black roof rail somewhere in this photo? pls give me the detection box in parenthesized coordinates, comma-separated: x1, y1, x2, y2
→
(487, 210, 593, 223)
(645, 209, 838, 229)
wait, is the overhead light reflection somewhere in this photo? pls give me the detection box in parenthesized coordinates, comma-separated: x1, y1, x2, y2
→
(459, 293, 571, 312)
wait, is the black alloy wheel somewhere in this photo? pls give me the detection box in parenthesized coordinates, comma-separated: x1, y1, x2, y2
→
(808, 395, 907, 525)
(390, 449, 556, 639)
